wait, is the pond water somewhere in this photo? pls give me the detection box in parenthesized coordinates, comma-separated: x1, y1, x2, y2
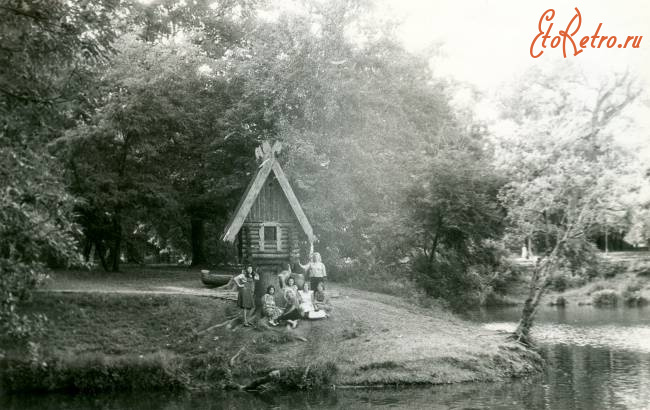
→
(2, 305, 650, 409)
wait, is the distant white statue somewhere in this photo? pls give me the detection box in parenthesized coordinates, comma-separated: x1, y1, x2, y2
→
(521, 245, 528, 259)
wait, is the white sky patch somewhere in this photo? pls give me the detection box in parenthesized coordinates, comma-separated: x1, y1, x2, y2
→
(375, 0, 649, 159)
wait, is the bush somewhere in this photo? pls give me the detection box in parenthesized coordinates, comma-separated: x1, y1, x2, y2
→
(591, 289, 619, 307)
(549, 296, 567, 306)
(275, 362, 337, 390)
(635, 267, 650, 277)
(328, 257, 424, 302)
(622, 281, 649, 307)
(412, 256, 486, 310)
(0, 351, 185, 393)
(489, 264, 523, 295)
(548, 273, 570, 292)
(481, 287, 519, 307)
(598, 262, 627, 279)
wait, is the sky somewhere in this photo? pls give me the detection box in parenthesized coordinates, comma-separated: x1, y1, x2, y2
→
(382, 0, 650, 159)
(386, 0, 650, 89)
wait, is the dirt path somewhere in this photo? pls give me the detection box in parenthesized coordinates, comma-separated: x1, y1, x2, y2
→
(40, 286, 239, 301)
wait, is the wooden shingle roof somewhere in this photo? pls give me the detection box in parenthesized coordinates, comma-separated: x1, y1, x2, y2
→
(221, 142, 316, 243)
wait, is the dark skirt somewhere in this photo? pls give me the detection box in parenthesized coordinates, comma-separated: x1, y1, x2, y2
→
(279, 308, 302, 321)
(310, 277, 326, 292)
(237, 282, 254, 309)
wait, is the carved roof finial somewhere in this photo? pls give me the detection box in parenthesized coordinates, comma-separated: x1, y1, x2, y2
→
(255, 141, 282, 162)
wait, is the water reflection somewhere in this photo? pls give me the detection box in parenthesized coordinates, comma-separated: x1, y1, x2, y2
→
(2, 306, 650, 409)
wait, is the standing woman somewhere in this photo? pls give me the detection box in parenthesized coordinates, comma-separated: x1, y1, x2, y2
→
(300, 252, 327, 292)
(234, 265, 255, 326)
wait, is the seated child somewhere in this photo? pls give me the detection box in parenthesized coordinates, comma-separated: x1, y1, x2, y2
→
(262, 285, 283, 326)
(313, 281, 332, 312)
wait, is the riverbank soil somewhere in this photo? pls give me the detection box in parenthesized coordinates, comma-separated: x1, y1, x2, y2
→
(1, 269, 542, 393)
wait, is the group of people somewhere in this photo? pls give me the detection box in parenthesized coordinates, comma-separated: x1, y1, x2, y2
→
(233, 252, 331, 328)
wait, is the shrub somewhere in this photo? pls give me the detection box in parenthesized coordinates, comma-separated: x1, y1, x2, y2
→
(622, 281, 649, 307)
(412, 256, 486, 310)
(0, 351, 185, 393)
(548, 273, 570, 292)
(587, 283, 605, 295)
(481, 288, 519, 307)
(275, 362, 337, 390)
(591, 289, 619, 307)
(635, 267, 650, 277)
(489, 264, 523, 295)
(549, 296, 567, 307)
(598, 262, 627, 279)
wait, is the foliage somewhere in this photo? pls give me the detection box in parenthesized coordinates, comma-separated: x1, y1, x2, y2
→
(407, 151, 507, 308)
(226, 1, 461, 272)
(0, 147, 82, 343)
(0, 0, 121, 347)
(61, 33, 260, 269)
(0, 0, 119, 142)
(0, 351, 184, 393)
(591, 289, 619, 307)
(495, 65, 643, 343)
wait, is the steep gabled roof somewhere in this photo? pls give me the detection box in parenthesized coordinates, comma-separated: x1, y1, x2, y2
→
(221, 153, 316, 244)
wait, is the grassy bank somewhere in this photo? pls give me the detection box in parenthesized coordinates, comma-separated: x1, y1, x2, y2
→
(1, 285, 542, 393)
(496, 251, 650, 307)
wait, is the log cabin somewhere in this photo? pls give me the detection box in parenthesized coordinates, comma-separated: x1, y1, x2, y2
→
(221, 142, 316, 270)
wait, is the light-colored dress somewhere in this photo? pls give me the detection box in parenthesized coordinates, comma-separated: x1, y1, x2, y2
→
(283, 285, 298, 305)
(297, 290, 327, 319)
(297, 290, 314, 314)
(305, 262, 327, 279)
(263, 294, 283, 321)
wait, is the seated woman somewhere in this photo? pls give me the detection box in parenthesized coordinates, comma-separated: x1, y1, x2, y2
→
(262, 285, 283, 326)
(282, 276, 298, 307)
(277, 288, 301, 329)
(313, 281, 332, 312)
(297, 283, 327, 320)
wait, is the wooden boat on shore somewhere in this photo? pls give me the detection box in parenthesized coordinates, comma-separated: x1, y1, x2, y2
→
(200, 270, 232, 288)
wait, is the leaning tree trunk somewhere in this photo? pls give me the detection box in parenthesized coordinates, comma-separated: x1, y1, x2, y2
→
(190, 217, 207, 266)
(512, 257, 552, 346)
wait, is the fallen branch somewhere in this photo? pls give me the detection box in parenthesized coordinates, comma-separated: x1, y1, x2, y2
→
(301, 364, 311, 385)
(229, 345, 247, 367)
(198, 317, 237, 335)
(243, 370, 281, 391)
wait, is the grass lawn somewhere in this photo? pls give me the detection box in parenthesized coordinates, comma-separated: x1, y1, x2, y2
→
(41, 265, 213, 293)
(1, 268, 543, 393)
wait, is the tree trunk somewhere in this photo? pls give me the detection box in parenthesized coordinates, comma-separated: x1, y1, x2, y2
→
(95, 240, 109, 272)
(111, 213, 122, 272)
(191, 217, 207, 266)
(513, 258, 550, 345)
(82, 237, 93, 262)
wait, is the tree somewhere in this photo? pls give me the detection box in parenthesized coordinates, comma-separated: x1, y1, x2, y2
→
(407, 149, 507, 307)
(227, 0, 460, 272)
(0, 0, 119, 344)
(0, 149, 82, 341)
(495, 67, 643, 345)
